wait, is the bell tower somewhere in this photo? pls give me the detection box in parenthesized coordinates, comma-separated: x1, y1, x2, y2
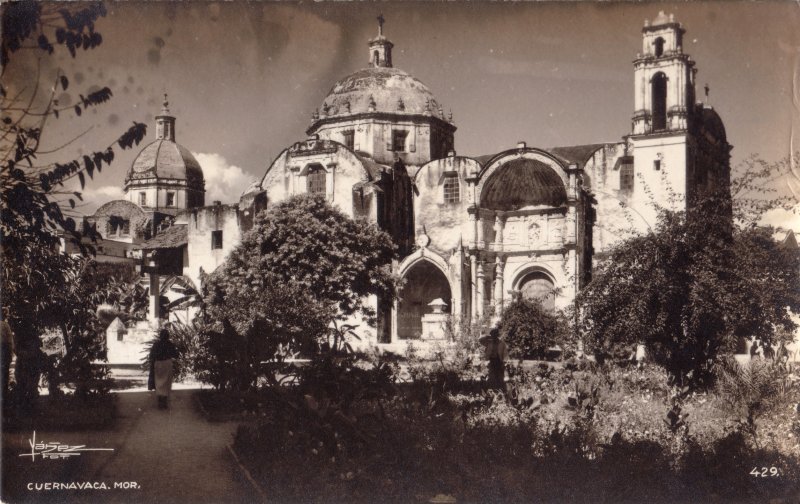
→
(632, 11, 697, 135)
(624, 12, 703, 229)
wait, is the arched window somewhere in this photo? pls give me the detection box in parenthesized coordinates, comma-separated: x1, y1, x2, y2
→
(443, 174, 460, 203)
(620, 162, 634, 191)
(307, 165, 326, 195)
(373, 50, 380, 66)
(518, 271, 556, 311)
(654, 37, 665, 57)
(651, 72, 668, 131)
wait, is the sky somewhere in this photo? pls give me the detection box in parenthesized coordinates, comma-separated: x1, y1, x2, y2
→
(5, 1, 800, 228)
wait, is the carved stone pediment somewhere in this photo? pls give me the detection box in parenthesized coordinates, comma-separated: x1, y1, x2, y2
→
(289, 139, 338, 157)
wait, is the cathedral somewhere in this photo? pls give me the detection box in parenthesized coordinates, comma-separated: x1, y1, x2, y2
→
(95, 12, 731, 349)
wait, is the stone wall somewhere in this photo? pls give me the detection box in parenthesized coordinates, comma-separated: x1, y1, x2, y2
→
(180, 203, 242, 288)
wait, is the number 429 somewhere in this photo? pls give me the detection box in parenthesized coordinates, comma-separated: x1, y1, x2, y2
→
(750, 467, 781, 477)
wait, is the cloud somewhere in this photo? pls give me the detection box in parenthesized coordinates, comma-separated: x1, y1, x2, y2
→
(759, 204, 800, 232)
(77, 184, 125, 213)
(193, 152, 256, 205)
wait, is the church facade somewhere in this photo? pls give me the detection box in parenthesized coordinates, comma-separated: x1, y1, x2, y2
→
(105, 12, 732, 348)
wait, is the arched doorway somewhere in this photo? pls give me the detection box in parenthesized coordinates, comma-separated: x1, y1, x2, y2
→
(397, 261, 452, 339)
(517, 271, 556, 311)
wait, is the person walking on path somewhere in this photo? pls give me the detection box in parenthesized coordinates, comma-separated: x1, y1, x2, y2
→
(479, 327, 508, 391)
(148, 329, 179, 409)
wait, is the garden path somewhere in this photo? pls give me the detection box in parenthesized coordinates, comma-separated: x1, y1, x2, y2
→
(3, 389, 254, 504)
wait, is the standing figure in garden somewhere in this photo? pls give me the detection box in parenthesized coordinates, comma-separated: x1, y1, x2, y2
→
(148, 329, 179, 409)
(480, 328, 508, 391)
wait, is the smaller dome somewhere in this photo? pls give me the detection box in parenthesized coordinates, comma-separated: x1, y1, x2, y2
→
(126, 139, 204, 188)
(698, 106, 727, 144)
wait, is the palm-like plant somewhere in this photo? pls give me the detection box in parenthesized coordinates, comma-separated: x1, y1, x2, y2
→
(714, 357, 792, 446)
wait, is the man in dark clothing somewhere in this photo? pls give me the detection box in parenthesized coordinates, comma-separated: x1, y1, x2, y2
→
(149, 329, 179, 409)
(480, 328, 508, 392)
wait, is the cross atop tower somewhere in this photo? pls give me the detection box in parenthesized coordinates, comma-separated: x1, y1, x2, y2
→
(377, 13, 385, 37)
(161, 93, 170, 114)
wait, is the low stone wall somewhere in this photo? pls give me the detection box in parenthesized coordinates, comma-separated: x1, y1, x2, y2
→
(106, 319, 155, 365)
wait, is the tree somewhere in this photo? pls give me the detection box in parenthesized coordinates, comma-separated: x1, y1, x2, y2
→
(1, 2, 147, 401)
(577, 190, 800, 388)
(497, 298, 570, 360)
(198, 194, 399, 390)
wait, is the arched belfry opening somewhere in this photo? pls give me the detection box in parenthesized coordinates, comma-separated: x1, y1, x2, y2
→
(651, 72, 668, 131)
(654, 37, 665, 57)
(397, 261, 451, 340)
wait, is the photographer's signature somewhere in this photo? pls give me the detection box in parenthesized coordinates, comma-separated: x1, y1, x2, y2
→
(19, 431, 114, 461)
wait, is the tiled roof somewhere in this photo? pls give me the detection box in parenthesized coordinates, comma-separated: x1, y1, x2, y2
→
(472, 144, 608, 169)
(138, 224, 187, 250)
(545, 144, 608, 166)
(473, 154, 496, 167)
(353, 152, 387, 181)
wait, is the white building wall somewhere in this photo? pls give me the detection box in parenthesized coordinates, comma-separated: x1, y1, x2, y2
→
(182, 204, 242, 289)
(629, 134, 689, 229)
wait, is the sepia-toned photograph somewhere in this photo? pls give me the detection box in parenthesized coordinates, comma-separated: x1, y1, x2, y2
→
(1, 1, 799, 502)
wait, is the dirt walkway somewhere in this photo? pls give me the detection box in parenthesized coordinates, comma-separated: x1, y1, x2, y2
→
(2, 389, 254, 504)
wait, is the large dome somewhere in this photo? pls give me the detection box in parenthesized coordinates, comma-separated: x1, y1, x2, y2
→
(126, 139, 204, 187)
(316, 66, 448, 121)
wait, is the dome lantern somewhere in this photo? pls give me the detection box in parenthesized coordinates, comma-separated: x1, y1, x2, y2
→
(155, 93, 176, 142)
(126, 96, 205, 210)
(369, 14, 393, 68)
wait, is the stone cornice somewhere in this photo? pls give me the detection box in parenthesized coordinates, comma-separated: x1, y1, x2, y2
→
(633, 53, 693, 67)
(306, 111, 456, 137)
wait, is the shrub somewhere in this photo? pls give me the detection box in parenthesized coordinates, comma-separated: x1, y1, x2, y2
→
(714, 357, 794, 446)
(497, 298, 570, 359)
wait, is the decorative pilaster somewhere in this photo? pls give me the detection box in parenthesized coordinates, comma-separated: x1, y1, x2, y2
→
(470, 254, 477, 318)
(476, 260, 485, 319)
(494, 255, 505, 316)
(566, 206, 577, 244)
(468, 211, 477, 248)
(326, 162, 337, 202)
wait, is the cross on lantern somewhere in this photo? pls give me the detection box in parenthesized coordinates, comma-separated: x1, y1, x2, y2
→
(377, 14, 385, 36)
